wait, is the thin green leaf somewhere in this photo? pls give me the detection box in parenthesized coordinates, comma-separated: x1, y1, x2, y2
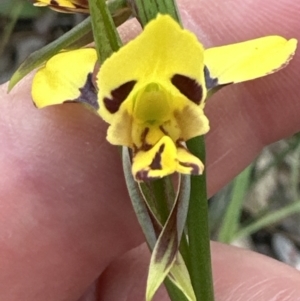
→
(139, 177, 175, 225)
(164, 277, 190, 301)
(128, 0, 181, 27)
(122, 147, 157, 248)
(208, 183, 233, 237)
(8, 16, 92, 91)
(218, 164, 252, 243)
(235, 199, 300, 240)
(168, 255, 196, 301)
(8, 0, 128, 91)
(146, 175, 190, 301)
(89, 0, 121, 62)
(186, 136, 215, 301)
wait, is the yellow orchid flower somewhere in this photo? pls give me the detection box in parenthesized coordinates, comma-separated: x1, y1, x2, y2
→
(31, 14, 297, 181)
(31, 0, 89, 13)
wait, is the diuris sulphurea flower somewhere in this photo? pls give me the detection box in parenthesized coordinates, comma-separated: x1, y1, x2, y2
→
(31, 14, 297, 181)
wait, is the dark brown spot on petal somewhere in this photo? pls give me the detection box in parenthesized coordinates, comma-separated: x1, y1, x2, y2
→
(135, 170, 150, 181)
(171, 74, 202, 105)
(72, 0, 89, 6)
(159, 125, 168, 135)
(63, 73, 98, 109)
(204, 66, 218, 90)
(141, 127, 149, 143)
(179, 162, 201, 175)
(77, 73, 99, 109)
(149, 144, 165, 170)
(48, 0, 89, 13)
(176, 139, 185, 148)
(140, 127, 152, 151)
(103, 80, 136, 114)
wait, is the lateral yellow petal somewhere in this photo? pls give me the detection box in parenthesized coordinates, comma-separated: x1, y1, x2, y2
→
(204, 36, 297, 88)
(97, 14, 206, 124)
(33, 0, 75, 8)
(106, 110, 133, 147)
(32, 0, 89, 13)
(174, 103, 210, 141)
(32, 48, 98, 109)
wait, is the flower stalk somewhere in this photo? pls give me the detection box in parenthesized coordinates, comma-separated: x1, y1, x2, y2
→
(128, 0, 181, 27)
(186, 137, 214, 301)
(88, 0, 121, 62)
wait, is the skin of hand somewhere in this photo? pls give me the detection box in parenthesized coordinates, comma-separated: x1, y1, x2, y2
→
(0, 0, 300, 300)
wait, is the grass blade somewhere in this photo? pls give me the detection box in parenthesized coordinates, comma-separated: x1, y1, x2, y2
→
(218, 164, 252, 243)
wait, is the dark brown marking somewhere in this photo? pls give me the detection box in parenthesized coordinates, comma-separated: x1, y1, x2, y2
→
(149, 144, 165, 170)
(176, 139, 185, 148)
(103, 80, 136, 114)
(179, 162, 201, 175)
(139, 127, 152, 151)
(77, 73, 99, 109)
(171, 74, 203, 105)
(135, 169, 162, 182)
(48, 0, 89, 13)
(141, 127, 149, 144)
(135, 170, 150, 181)
(63, 73, 98, 109)
(154, 209, 178, 266)
(159, 125, 168, 135)
(132, 143, 138, 154)
(204, 66, 218, 90)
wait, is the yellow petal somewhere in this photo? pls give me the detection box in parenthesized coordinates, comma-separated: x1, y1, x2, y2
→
(174, 103, 209, 141)
(106, 110, 133, 147)
(33, 0, 76, 8)
(32, 0, 89, 13)
(32, 48, 98, 109)
(176, 142, 204, 175)
(97, 14, 206, 124)
(204, 36, 297, 89)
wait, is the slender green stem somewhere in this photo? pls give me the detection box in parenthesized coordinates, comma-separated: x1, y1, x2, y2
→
(89, 0, 122, 62)
(186, 136, 214, 301)
(9, 16, 92, 91)
(128, 0, 181, 26)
